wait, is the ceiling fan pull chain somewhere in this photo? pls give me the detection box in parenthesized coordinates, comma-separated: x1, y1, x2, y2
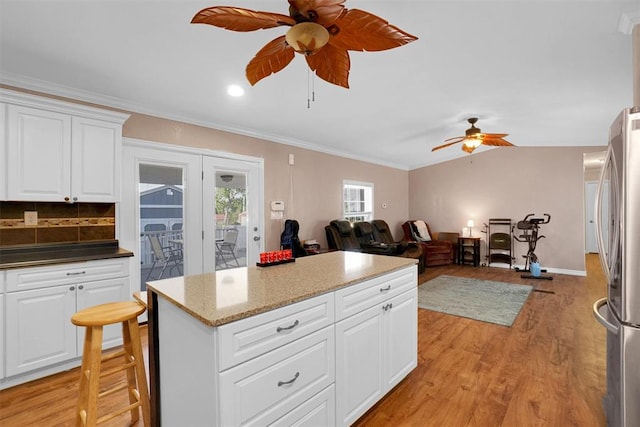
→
(307, 67, 311, 109)
(307, 69, 317, 109)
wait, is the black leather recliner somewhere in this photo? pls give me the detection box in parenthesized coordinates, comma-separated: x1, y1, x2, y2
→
(325, 219, 361, 251)
(371, 219, 425, 273)
(325, 219, 425, 273)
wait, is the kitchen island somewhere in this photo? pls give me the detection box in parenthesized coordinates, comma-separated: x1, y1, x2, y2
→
(147, 251, 418, 426)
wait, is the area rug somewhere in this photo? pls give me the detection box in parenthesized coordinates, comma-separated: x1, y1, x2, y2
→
(417, 275, 533, 326)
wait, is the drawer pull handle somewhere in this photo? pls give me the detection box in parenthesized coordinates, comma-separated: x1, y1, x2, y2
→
(379, 285, 391, 292)
(276, 320, 299, 333)
(277, 372, 300, 387)
(66, 271, 86, 276)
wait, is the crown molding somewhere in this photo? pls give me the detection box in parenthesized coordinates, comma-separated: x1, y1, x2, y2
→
(618, 10, 640, 35)
(0, 72, 410, 171)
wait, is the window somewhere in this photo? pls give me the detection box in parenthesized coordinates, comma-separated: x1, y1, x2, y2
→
(343, 181, 374, 223)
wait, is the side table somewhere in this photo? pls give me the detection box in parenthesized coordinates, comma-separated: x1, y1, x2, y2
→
(458, 237, 481, 266)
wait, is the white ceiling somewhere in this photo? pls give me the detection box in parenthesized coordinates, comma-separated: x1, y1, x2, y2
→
(1, 1, 638, 170)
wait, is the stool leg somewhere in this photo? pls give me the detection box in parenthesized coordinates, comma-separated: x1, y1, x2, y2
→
(122, 321, 140, 424)
(76, 325, 103, 427)
(124, 317, 151, 426)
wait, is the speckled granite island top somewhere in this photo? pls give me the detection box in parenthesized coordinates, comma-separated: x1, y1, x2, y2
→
(147, 251, 417, 326)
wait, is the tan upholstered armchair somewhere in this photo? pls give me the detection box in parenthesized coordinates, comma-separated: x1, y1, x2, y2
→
(402, 220, 454, 267)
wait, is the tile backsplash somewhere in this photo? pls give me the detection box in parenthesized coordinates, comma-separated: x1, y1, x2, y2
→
(0, 202, 115, 246)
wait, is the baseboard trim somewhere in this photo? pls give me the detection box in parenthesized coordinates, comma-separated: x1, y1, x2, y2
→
(484, 262, 586, 277)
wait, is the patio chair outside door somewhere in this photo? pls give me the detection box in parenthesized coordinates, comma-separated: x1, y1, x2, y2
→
(216, 228, 239, 269)
(145, 234, 183, 281)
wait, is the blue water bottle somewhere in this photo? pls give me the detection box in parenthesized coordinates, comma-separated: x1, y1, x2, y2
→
(530, 262, 541, 277)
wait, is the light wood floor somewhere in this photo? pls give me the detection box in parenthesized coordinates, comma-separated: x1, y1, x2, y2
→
(0, 255, 607, 426)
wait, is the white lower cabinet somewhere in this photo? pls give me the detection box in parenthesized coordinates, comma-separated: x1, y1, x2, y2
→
(156, 265, 417, 426)
(385, 290, 419, 390)
(271, 384, 336, 427)
(220, 326, 335, 426)
(75, 278, 131, 354)
(6, 285, 77, 376)
(335, 286, 417, 426)
(335, 302, 385, 426)
(5, 276, 130, 377)
(2, 258, 131, 386)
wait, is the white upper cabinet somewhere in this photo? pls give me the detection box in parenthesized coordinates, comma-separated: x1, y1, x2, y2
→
(7, 105, 72, 201)
(0, 89, 129, 203)
(71, 116, 122, 202)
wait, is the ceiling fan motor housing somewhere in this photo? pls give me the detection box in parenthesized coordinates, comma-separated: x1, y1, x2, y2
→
(465, 119, 481, 137)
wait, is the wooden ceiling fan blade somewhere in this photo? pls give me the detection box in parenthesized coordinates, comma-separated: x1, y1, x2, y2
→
(443, 136, 465, 143)
(246, 36, 295, 85)
(481, 133, 509, 139)
(432, 139, 462, 152)
(288, 0, 345, 26)
(192, 7, 295, 31)
(482, 138, 515, 147)
(305, 43, 350, 88)
(329, 9, 418, 52)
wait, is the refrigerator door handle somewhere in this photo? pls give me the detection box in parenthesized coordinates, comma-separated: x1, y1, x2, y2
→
(594, 145, 612, 283)
(593, 297, 620, 335)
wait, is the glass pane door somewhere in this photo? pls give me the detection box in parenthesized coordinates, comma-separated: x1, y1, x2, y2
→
(215, 171, 247, 270)
(139, 164, 185, 290)
(203, 156, 263, 272)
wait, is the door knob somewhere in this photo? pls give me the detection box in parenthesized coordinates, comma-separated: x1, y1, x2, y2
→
(253, 236, 261, 241)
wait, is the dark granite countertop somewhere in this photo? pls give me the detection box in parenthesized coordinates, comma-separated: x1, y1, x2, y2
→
(0, 240, 133, 270)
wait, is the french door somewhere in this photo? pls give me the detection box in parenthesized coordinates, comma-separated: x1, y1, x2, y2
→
(203, 156, 263, 273)
(120, 139, 264, 294)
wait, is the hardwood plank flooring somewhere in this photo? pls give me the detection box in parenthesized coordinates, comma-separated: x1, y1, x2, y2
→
(354, 254, 607, 427)
(0, 255, 607, 426)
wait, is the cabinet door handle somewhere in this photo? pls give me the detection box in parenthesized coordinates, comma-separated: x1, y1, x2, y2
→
(379, 285, 391, 292)
(276, 320, 299, 333)
(277, 372, 300, 387)
(69, 286, 75, 291)
(78, 285, 84, 290)
(66, 271, 86, 276)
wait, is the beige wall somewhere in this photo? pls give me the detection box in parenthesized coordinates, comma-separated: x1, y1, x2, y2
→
(408, 146, 606, 273)
(123, 113, 409, 251)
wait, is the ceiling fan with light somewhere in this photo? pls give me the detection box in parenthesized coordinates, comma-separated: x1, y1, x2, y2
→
(191, 0, 417, 88)
(432, 117, 515, 154)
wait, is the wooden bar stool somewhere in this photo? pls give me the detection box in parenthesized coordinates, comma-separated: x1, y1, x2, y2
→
(71, 301, 150, 426)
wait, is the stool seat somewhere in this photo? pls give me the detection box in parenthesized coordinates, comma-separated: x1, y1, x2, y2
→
(72, 300, 150, 426)
(72, 301, 146, 327)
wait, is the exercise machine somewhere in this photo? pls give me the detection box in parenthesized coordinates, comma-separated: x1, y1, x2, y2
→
(513, 213, 553, 280)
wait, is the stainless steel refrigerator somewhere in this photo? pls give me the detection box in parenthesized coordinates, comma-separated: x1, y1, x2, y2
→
(593, 107, 640, 427)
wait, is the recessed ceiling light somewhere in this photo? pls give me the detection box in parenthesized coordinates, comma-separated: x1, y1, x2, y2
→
(227, 85, 245, 97)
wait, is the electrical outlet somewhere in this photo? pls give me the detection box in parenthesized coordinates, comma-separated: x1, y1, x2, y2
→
(24, 211, 38, 226)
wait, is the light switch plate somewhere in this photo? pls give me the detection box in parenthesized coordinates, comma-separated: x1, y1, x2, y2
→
(24, 211, 38, 226)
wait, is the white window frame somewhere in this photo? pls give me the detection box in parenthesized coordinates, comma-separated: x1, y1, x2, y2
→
(342, 180, 374, 223)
